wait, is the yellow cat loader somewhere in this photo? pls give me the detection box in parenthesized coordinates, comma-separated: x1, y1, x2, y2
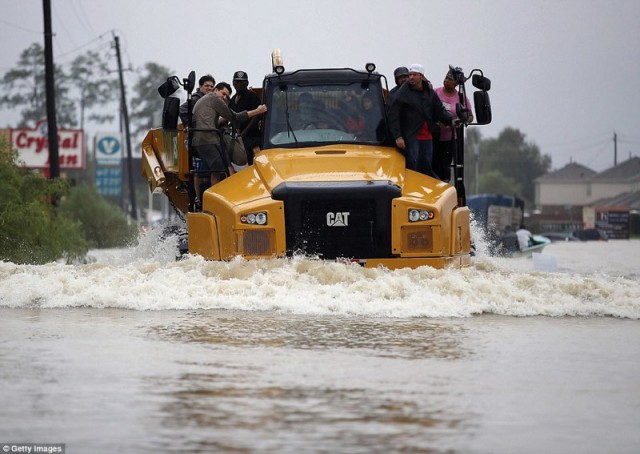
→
(142, 53, 492, 269)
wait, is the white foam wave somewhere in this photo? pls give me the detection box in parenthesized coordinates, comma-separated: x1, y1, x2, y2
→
(1, 234, 639, 318)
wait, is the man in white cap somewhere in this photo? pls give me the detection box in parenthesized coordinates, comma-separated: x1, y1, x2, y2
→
(388, 63, 452, 178)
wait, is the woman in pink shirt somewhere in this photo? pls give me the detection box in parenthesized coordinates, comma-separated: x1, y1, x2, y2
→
(433, 70, 473, 182)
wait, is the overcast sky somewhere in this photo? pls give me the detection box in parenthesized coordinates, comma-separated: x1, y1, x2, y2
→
(1, 0, 639, 171)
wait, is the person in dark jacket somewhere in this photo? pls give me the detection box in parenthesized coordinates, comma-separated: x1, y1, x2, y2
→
(229, 71, 262, 165)
(388, 66, 409, 103)
(388, 63, 452, 177)
(191, 82, 267, 205)
(179, 74, 216, 125)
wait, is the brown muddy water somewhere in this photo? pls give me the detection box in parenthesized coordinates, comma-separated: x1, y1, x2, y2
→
(1, 235, 639, 453)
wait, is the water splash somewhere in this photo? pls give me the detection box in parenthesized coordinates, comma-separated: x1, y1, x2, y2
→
(1, 224, 639, 319)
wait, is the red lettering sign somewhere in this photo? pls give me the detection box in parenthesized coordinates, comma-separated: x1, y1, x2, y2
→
(9, 119, 85, 169)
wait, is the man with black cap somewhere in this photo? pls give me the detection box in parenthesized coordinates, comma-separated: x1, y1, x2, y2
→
(388, 63, 452, 178)
(388, 66, 409, 103)
(192, 82, 267, 207)
(229, 71, 262, 165)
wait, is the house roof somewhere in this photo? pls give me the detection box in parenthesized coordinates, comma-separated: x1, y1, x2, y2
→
(591, 156, 640, 181)
(589, 191, 640, 210)
(536, 162, 597, 182)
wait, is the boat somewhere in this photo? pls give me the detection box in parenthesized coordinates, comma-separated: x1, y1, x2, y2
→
(467, 194, 550, 258)
(511, 234, 551, 258)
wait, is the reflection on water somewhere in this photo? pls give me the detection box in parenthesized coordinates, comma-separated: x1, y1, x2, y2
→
(145, 312, 476, 453)
(152, 312, 469, 359)
(1, 308, 639, 453)
(155, 377, 471, 452)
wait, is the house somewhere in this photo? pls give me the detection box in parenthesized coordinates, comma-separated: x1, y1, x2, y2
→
(535, 162, 598, 207)
(533, 157, 640, 237)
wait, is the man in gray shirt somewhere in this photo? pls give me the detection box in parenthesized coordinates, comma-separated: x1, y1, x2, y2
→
(191, 82, 267, 204)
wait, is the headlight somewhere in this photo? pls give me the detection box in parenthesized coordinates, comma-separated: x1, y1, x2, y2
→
(408, 209, 434, 222)
(241, 211, 268, 225)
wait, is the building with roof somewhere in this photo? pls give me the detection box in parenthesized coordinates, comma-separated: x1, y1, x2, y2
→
(535, 162, 598, 207)
(532, 157, 640, 237)
(589, 157, 640, 202)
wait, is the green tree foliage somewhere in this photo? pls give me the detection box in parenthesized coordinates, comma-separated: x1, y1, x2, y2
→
(463, 127, 551, 208)
(0, 43, 76, 127)
(2, 42, 176, 145)
(0, 136, 89, 264)
(0, 43, 120, 130)
(69, 50, 119, 129)
(478, 170, 523, 196)
(463, 127, 482, 194)
(479, 128, 551, 205)
(59, 184, 137, 248)
(129, 62, 174, 137)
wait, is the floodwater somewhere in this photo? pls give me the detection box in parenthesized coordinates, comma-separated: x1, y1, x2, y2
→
(1, 228, 640, 453)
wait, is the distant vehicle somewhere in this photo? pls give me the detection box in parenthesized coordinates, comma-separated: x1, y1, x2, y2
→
(573, 228, 608, 241)
(543, 232, 581, 242)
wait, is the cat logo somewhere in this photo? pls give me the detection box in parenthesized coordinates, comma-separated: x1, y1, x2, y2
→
(326, 211, 350, 227)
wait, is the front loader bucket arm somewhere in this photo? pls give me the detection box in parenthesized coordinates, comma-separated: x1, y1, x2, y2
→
(141, 128, 190, 216)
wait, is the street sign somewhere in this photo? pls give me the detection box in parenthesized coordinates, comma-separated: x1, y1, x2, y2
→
(95, 133, 123, 165)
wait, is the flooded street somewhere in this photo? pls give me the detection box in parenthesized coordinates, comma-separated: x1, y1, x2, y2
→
(1, 237, 640, 453)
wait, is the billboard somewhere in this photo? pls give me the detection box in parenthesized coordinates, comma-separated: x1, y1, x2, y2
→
(595, 208, 630, 239)
(9, 119, 85, 169)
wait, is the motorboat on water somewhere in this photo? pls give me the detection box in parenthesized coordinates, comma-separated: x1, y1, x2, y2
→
(510, 234, 551, 258)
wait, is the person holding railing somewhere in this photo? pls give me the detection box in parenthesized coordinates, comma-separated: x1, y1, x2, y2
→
(191, 82, 267, 208)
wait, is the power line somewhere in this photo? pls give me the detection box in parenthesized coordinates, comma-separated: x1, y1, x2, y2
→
(68, 0, 96, 36)
(619, 138, 640, 145)
(51, 3, 77, 48)
(616, 132, 640, 145)
(544, 131, 612, 148)
(0, 18, 41, 34)
(55, 33, 113, 61)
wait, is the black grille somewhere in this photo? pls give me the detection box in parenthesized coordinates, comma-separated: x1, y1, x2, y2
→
(272, 181, 401, 259)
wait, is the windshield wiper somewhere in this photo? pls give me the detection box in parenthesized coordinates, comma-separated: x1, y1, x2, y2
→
(282, 86, 298, 143)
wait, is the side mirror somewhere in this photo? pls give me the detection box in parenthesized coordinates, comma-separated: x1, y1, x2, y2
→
(157, 76, 179, 99)
(473, 91, 492, 125)
(162, 97, 180, 130)
(184, 71, 196, 95)
(472, 74, 491, 91)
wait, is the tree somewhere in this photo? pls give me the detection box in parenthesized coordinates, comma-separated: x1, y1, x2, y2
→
(464, 127, 482, 195)
(478, 170, 523, 196)
(59, 184, 137, 248)
(462, 127, 551, 208)
(129, 62, 174, 138)
(0, 44, 122, 130)
(479, 128, 551, 205)
(68, 50, 119, 129)
(0, 135, 88, 264)
(0, 43, 76, 128)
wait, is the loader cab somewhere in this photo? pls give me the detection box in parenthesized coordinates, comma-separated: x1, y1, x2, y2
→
(261, 68, 392, 149)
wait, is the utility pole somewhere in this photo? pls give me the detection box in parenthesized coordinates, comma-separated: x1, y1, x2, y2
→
(613, 131, 618, 166)
(113, 33, 137, 220)
(42, 0, 59, 179)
